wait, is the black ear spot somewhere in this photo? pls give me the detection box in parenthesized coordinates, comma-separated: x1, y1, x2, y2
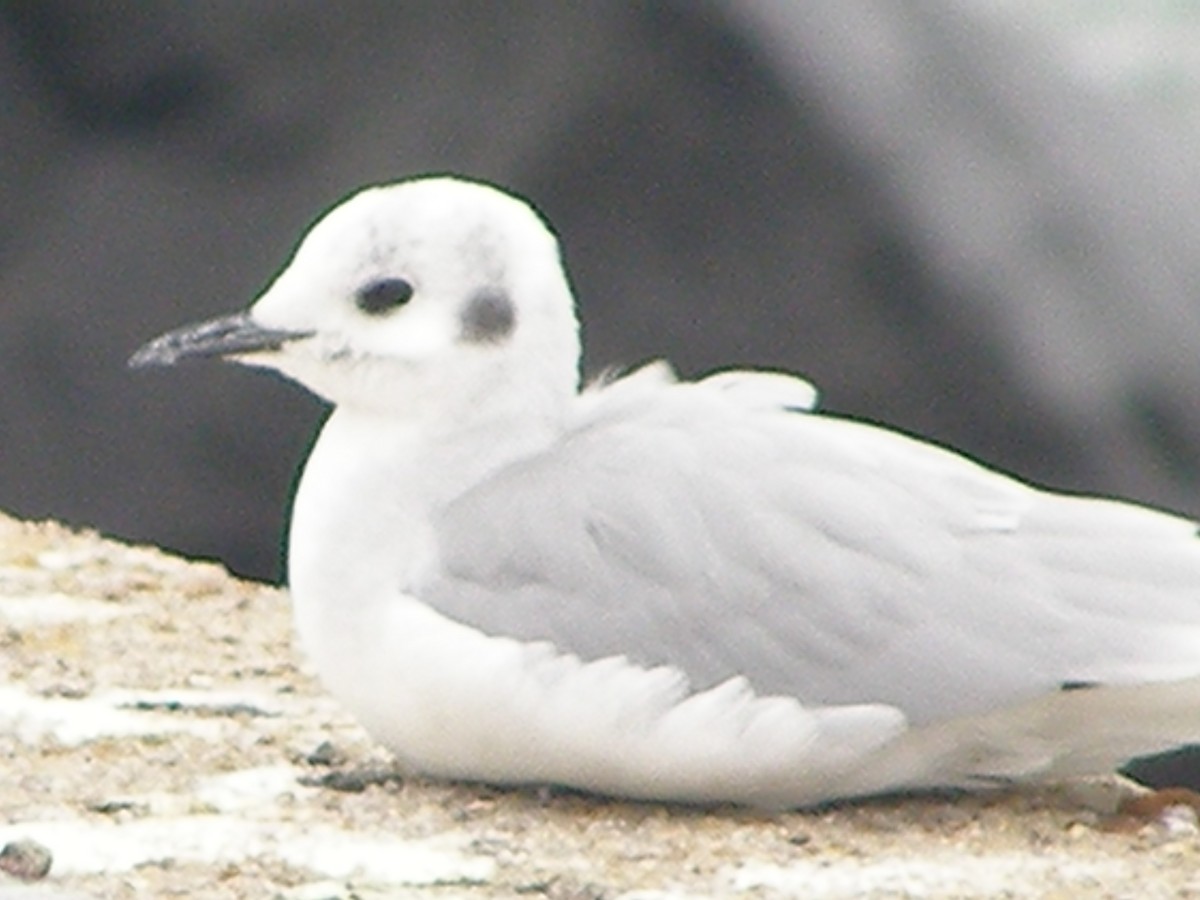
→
(356, 277, 414, 315)
(460, 289, 516, 343)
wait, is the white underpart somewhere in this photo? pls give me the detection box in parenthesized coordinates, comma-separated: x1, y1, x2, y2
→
(296, 594, 908, 807)
(286, 393, 907, 808)
(220, 177, 1200, 808)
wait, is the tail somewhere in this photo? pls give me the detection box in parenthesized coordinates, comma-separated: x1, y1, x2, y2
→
(832, 677, 1200, 800)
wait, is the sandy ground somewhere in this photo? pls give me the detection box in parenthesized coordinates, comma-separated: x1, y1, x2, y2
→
(2, 511, 1200, 899)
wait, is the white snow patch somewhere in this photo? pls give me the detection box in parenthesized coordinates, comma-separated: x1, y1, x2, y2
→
(0, 817, 493, 885)
(729, 853, 1123, 897)
(0, 592, 138, 626)
(194, 765, 312, 812)
(0, 685, 222, 745)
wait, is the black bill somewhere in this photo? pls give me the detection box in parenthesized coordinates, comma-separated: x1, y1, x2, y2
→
(129, 312, 312, 368)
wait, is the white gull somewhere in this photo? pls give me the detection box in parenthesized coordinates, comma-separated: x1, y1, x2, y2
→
(131, 176, 1200, 808)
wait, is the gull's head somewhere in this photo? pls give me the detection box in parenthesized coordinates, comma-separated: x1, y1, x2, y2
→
(131, 177, 581, 419)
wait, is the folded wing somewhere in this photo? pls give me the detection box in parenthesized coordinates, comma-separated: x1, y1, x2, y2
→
(429, 365, 1200, 728)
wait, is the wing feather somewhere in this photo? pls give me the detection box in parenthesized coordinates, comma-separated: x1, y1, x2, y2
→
(428, 367, 1200, 726)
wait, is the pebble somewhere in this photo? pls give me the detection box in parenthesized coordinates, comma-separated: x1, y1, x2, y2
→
(0, 840, 52, 881)
(305, 740, 346, 767)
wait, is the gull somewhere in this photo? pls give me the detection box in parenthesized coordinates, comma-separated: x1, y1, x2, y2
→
(131, 176, 1200, 808)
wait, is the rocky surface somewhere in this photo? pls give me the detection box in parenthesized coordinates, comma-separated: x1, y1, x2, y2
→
(2, 511, 1200, 899)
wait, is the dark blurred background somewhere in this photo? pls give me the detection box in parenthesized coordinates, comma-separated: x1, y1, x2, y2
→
(6, 0, 1200, 580)
(3, 0, 1200, 783)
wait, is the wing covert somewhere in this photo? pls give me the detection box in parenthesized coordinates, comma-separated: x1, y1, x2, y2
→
(427, 368, 1200, 725)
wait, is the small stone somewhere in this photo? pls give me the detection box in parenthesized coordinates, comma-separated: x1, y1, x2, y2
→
(0, 838, 53, 881)
(88, 797, 143, 815)
(297, 766, 403, 793)
(305, 740, 346, 767)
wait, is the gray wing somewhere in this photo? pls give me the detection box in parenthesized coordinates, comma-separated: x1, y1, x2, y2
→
(427, 366, 1200, 726)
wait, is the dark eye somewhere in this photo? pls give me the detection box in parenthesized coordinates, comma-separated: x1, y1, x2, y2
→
(355, 277, 414, 315)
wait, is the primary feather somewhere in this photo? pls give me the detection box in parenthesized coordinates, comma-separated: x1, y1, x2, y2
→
(133, 176, 1200, 807)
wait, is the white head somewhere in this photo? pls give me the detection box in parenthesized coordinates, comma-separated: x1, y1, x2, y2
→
(132, 177, 582, 423)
